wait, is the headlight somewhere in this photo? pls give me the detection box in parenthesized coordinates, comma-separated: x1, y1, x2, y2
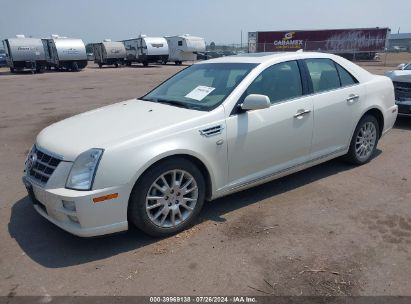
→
(66, 148, 103, 190)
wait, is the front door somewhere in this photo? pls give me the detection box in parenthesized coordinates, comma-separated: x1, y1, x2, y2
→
(226, 60, 314, 187)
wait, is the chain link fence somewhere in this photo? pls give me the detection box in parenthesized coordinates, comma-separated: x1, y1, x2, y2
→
(204, 40, 411, 68)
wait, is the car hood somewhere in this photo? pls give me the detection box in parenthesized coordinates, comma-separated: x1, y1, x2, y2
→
(36, 99, 205, 161)
(385, 70, 411, 83)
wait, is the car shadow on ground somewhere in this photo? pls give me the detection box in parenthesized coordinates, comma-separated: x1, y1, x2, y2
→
(8, 155, 379, 269)
(394, 116, 411, 130)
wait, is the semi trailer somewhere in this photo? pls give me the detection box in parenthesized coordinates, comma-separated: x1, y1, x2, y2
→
(249, 27, 391, 60)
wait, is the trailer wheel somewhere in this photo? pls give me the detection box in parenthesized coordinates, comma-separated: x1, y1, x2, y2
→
(72, 62, 79, 72)
(36, 66, 45, 74)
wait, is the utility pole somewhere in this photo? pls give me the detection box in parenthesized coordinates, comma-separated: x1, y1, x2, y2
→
(240, 29, 243, 49)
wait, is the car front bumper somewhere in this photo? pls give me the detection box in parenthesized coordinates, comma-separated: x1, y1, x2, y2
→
(396, 100, 411, 116)
(22, 176, 129, 237)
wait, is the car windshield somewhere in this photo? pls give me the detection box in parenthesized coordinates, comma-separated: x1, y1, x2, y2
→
(404, 63, 411, 70)
(141, 63, 258, 111)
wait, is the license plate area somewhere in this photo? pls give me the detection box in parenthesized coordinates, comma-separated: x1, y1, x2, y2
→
(24, 180, 48, 215)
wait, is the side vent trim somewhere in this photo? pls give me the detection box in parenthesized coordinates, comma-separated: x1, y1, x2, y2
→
(199, 125, 224, 137)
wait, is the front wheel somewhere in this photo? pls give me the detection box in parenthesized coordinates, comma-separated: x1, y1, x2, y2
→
(345, 115, 379, 165)
(129, 158, 205, 237)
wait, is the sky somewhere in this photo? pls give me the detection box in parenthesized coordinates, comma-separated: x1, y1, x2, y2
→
(1, 0, 410, 45)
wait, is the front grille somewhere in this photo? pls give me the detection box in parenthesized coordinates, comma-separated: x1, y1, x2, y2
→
(27, 146, 62, 184)
(393, 81, 411, 101)
(398, 104, 411, 114)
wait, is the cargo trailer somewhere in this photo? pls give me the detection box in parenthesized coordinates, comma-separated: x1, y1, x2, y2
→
(93, 40, 126, 68)
(42, 35, 88, 71)
(249, 27, 391, 60)
(165, 34, 206, 65)
(123, 35, 168, 66)
(2, 35, 48, 73)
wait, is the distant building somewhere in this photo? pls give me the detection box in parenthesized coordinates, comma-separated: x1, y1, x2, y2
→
(388, 33, 411, 51)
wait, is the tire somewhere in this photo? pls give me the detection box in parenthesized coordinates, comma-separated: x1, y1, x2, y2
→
(143, 61, 148, 67)
(126, 61, 131, 66)
(344, 115, 380, 165)
(10, 67, 15, 73)
(98, 63, 102, 68)
(128, 158, 206, 237)
(114, 63, 119, 68)
(72, 62, 79, 72)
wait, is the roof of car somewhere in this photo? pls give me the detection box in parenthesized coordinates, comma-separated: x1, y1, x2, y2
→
(197, 51, 336, 64)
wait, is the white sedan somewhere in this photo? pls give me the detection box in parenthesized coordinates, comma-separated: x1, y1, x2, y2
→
(23, 52, 398, 237)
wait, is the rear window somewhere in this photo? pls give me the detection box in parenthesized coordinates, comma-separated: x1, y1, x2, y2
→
(336, 63, 358, 87)
(305, 59, 340, 93)
(305, 58, 359, 93)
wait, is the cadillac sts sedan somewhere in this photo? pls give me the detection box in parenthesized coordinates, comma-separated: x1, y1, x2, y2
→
(23, 52, 398, 237)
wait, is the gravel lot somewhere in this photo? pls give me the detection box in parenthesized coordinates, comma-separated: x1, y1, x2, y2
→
(0, 57, 411, 297)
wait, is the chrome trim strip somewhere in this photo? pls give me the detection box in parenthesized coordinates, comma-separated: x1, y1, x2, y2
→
(35, 144, 64, 161)
(35, 159, 58, 169)
(199, 125, 224, 137)
(230, 147, 347, 191)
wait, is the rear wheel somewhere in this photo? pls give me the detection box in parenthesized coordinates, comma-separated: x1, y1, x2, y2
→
(345, 115, 379, 165)
(129, 158, 205, 237)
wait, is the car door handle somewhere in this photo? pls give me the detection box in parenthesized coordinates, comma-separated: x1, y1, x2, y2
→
(346, 94, 360, 103)
(294, 109, 311, 118)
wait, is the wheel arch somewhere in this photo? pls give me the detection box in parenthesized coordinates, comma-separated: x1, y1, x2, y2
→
(361, 107, 384, 138)
(129, 152, 214, 205)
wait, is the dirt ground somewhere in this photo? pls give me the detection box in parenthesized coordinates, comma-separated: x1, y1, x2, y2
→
(0, 54, 411, 297)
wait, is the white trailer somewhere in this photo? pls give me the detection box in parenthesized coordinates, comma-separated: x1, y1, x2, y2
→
(2, 35, 48, 73)
(42, 35, 88, 71)
(122, 35, 169, 66)
(93, 40, 126, 68)
(165, 34, 206, 65)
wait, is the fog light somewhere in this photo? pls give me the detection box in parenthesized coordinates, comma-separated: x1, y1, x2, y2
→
(62, 200, 76, 212)
(67, 215, 79, 223)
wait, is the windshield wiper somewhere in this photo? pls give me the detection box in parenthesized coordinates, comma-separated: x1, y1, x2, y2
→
(145, 98, 191, 109)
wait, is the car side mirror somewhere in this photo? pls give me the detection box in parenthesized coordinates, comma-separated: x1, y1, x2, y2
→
(240, 94, 271, 111)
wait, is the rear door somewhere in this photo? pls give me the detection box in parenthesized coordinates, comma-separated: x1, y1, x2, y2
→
(303, 58, 364, 159)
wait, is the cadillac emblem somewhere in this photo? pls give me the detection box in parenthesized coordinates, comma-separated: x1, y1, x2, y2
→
(26, 151, 37, 171)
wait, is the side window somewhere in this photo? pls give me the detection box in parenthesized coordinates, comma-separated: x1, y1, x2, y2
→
(336, 63, 358, 87)
(305, 59, 340, 93)
(246, 60, 303, 104)
(178, 41, 183, 46)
